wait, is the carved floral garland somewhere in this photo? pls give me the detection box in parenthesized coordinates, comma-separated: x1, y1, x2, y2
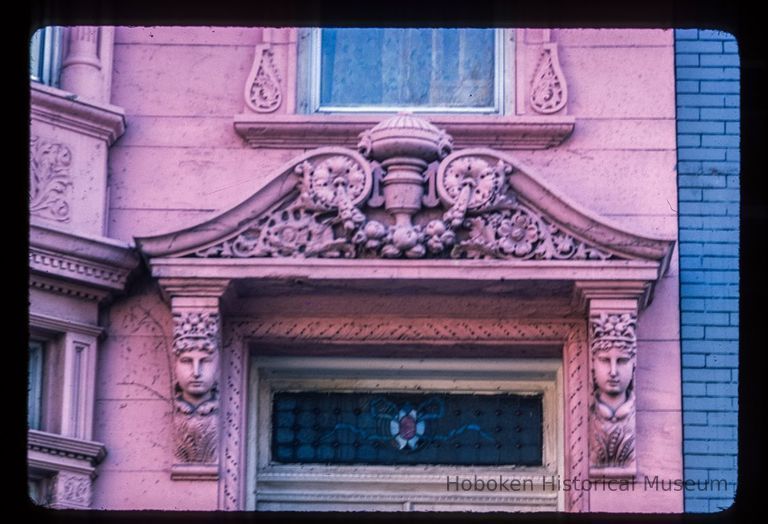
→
(191, 153, 616, 262)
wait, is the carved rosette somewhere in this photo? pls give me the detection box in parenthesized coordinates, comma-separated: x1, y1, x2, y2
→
(588, 312, 638, 477)
(244, 45, 282, 113)
(191, 117, 617, 262)
(530, 45, 568, 114)
(172, 311, 221, 465)
(29, 136, 73, 222)
(454, 206, 612, 260)
(296, 155, 371, 234)
(438, 156, 511, 227)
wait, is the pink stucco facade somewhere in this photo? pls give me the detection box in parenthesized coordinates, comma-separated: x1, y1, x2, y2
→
(29, 27, 681, 512)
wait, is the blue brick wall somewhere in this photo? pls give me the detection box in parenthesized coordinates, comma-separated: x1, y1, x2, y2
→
(675, 29, 739, 513)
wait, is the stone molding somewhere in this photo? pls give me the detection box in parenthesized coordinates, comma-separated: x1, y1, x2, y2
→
(28, 429, 107, 466)
(234, 114, 575, 150)
(30, 221, 140, 296)
(30, 82, 126, 145)
(171, 463, 219, 481)
(29, 312, 104, 337)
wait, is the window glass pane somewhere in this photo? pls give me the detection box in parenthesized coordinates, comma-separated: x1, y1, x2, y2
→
(29, 27, 62, 86)
(29, 29, 43, 82)
(319, 28, 496, 109)
(28, 341, 44, 430)
(272, 391, 542, 465)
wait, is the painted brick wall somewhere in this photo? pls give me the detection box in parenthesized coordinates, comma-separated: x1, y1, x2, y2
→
(675, 28, 739, 513)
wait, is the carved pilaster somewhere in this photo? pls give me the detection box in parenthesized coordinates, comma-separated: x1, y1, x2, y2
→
(575, 282, 643, 479)
(165, 283, 229, 481)
(49, 471, 92, 509)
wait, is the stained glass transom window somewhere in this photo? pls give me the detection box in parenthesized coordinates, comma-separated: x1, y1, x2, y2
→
(272, 392, 542, 466)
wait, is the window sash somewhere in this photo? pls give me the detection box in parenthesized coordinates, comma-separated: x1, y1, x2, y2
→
(28, 340, 45, 430)
(30, 26, 63, 87)
(308, 28, 505, 114)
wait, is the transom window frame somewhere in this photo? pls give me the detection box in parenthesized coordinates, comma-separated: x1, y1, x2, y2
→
(246, 355, 564, 512)
(297, 28, 514, 115)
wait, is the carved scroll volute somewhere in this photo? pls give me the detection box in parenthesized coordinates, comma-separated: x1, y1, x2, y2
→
(295, 153, 372, 234)
(436, 150, 514, 228)
(244, 44, 283, 113)
(170, 307, 222, 477)
(529, 43, 568, 115)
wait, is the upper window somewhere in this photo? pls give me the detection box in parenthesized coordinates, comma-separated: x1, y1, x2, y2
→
(28, 340, 45, 430)
(30, 26, 63, 87)
(301, 28, 506, 114)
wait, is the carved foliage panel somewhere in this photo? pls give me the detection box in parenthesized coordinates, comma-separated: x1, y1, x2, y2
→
(30, 136, 73, 222)
(50, 471, 91, 509)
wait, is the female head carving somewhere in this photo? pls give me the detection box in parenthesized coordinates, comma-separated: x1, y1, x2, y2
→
(174, 348, 219, 406)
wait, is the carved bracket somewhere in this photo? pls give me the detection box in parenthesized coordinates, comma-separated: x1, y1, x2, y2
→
(171, 310, 221, 474)
(588, 311, 638, 478)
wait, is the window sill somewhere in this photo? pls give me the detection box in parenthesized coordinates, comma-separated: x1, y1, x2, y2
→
(30, 82, 126, 145)
(233, 114, 575, 150)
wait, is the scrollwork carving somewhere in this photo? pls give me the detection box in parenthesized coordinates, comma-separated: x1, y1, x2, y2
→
(29, 136, 73, 222)
(589, 312, 637, 475)
(191, 118, 618, 262)
(196, 207, 353, 259)
(530, 45, 568, 115)
(245, 46, 282, 113)
(453, 206, 613, 261)
(296, 155, 371, 234)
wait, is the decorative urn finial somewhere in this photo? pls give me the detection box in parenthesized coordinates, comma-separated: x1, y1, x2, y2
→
(357, 112, 453, 162)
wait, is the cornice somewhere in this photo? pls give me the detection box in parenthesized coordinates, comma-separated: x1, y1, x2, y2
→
(30, 82, 126, 145)
(27, 430, 107, 466)
(233, 114, 575, 150)
(29, 221, 140, 294)
(29, 312, 104, 337)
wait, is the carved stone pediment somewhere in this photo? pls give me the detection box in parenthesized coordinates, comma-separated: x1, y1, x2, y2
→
(137, 114, 673, 275)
